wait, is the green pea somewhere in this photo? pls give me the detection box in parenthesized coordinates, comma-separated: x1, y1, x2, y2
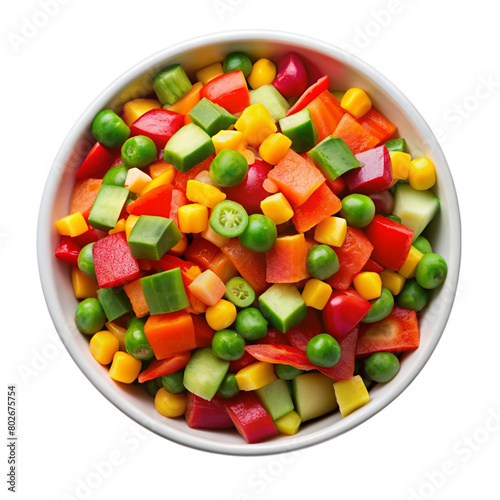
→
(235, 308, 269, 341)
(102, 164, 129, 187)
(75, 298, 106, 335)
(364, 352, 400, 383)
(212, 329, 246, 361)
(161, 370, 185, 394)
(77, 243, 96, 278)
(209, 149, 248, 187)
(239, 214, 277, 253)
(361, 287, 394, 323)
(306, 334, 341, 368)
(92, 109, 130, 148)
(223, 52, 253, 77)
(275, 364, 303, 380)
(124, 318, 154, 360)
(143, 378, 163, 398)
(413, 236, 433, 255)
(415, 253, 448, 289)
(397, 279, 428, 311)
(307, 244, 339, 280)
(217, 373, 240, 399)
(121, 135, 157, 169)
(340, 194, 375, 228)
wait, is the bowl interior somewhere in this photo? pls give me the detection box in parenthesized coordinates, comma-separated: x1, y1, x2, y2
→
(37, 31, 460, 456)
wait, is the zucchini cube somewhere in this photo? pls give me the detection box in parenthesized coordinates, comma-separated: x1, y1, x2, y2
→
(97, 287, 132, 322)
(279, 108, 318, 153)
(153, 64, 192, 105)
(88, 185, 129, 231)
(141, 268, 190, 314)
(189, 97, 236, 136)
(250, 84, 290, 121)
(256, 378, 294, 421)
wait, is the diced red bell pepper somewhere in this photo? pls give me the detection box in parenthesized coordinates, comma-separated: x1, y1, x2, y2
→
(327, 227, 373, 290)
(130, 108, 184, 149)
(356, 305, 419, 357)
(54, 236, 81, 266)
(286, 75, 330, 116)
(92, 232, 140, 288)
(228, 351, 257, 373)
(245, 344, 315, 371)
(333, 113, 380, 155)
(173, 154, 215, 192)
(224, 392, 278, 444)
(286, 307, 324, 348)
(365, 215, 414, 271)
(169, 188, 188, 227)
(200, 71, 250, 114)
(75, 142, 116, 179)
(138, 352, 191, 383)
(306, 89, 345, 141)
(183, 237, 220, 271)
(192, 314, 215, 348)
(361, 258, 384, 274)
(185, 393, 234, 430)
(323, 288, 371, 339)
(357, 107, 397, 142)
(255, 327, 291, 346)
(126, 184, 173, 218)
(71, 226, 107, 247)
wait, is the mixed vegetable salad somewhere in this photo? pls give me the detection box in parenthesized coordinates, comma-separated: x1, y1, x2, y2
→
(54, 50, 448, 444)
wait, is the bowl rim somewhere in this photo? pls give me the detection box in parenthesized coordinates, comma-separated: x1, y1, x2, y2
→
(37, 29, 461, 456)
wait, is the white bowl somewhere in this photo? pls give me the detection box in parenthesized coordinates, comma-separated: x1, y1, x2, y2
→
(37, 30, 461, 456)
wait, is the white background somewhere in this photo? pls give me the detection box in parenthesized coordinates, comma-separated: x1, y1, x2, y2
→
(3, 1, 500, 499)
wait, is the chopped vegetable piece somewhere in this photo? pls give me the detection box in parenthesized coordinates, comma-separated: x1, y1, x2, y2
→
(130, 108, 184, 149)
(256, 378, 294, 421)
(333, 113, 379, 155)
(88, 185, 129, 232)
(141, 268, 190, 315)
(138, 352, 191, 383)
(200, 70, 250, 114)
(333, 375, 370, 417)
(153, 64, 192, 105)
(265, 234, 309, 283)
(97, 287, 132, 322)
(279, 108, 318, 153)
(185, 392, 234, 429)
(292, 372, 338, 422)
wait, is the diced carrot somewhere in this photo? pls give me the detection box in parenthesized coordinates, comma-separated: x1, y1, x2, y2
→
(267, 149, 325, 206)
(266, 233, 309, 283)
(123, 278, 150, 318)
(126, 183, 173, 218)
(192, 315, 215, 348)
(207, 251, 239, 283)
(184, 237, 220, 270)
(173, 154, 215, 192)
(307, 90, 345, 141)
(333, 113, 380, 155)
(168, 82, 203, 115)
(357, 107, 397, 142)
(149, 161, 175, 179)
(188, 269, 226, 306)
(69, 179, 103, 219)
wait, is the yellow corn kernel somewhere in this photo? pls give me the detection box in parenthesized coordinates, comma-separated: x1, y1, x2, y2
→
(409, 157, 436, 190)
(178, 203, 208, 233)
(259, 133, 292, 165)
(205, 299, 237, 331)
(140, 165, 176, 195)
(125, 167, 152, 194)
(314, 217, 347, 247)
(186, 179, 226, 208)
(274, 410, 302, 435)
(109, 218, 126, 235)
(196, 62, 224, 85)
(333, 375, 370, 417)
(260, 193, 294, 225)
(235, 362, 277, 391)
(235, 103, 277, 148)
(170, 234, 187, 255)
(380, 269, 406, 295)
(302, 279, 333, 310)
(71, 267, 99, 299)
(247, 59, 277, 90)
(55, 211, 88, 237)
(353, 272, 382, 300)
(212, 129, 247, 154)
(125, 215, 140, 240)
(89, 330, 120, 365)
(389, 151, 412, 181)
(201, 224, 230, 248)
(122, 98, 161, 127)
(108, 351, 142, 384)
(341, 88, 372, 119)
(155, 387, 187, 418)
(398, 246, 423, 279)
(105, 322, 127, 351)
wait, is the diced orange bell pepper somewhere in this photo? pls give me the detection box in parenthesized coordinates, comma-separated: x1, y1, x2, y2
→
(184, 237, 220, 270)
(167, 82, 203, 115)
(332, 113, 380, 155)
(123, 278, 150, 318)
(69, 178, 103, 219)
(357, 107, 397, 142)
(207, 251, 239, 283)
(266, 233, 309, 283)
(307, 90, 345, 142)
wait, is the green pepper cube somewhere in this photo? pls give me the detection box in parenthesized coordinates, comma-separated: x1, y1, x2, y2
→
(88, 185, 129, 232)
(308, 136, 360, 181)
(189, 98, 236, 136)
(279, 108, 318, 153)
(164, 123, 216, 172)
(153, 64, 192, 106)
(250, 84, 290, 121)
(384, 138, 407, 152)
(97, 287, 132, 322)
(258, 283, 307, 333)
(141, 268, 190, 315)
(256, 378, 294, 421)
(128, 215, 182, 260)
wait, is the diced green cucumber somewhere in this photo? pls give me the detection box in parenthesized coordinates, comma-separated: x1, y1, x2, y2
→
(88, 185, 129, 231)
(153, 64, 192, 105)
(279, 108, 318, 153)
(256, 378, 294, 421)
(140, 268, 190, 314)
(393, 183, 440, 240)
(308, 136, 360, 181)
(183, 347, 229, 401)
(97, 287, 132, 322)
(384, 138, 407, 152)
(250, 84, 290, 121)
(164, 123, 215, 172)
(189, 97, 236, 136)
(292, 372, 338, 422)
(128, 215, 182, 260)
(258, 284, 307, 333)
(331, 90, 345, 102)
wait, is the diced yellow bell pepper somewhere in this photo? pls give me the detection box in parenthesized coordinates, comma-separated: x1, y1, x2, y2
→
(235, 103, 277, 148)
(389, 151, 412, 181)
(196, 62, 224, 85)
(212, 129, 247, 154)
(259, 133, 292, 165)
(353, 272, 382, 300)
(108, 351, 142, 384)
(380, 269, 406, 295)
(109, 218, 126, 235)
(274, 410, 302, 435)
(178, 203, 208, 233)
(333, 375, 370, 417)
(125, 215, 140, 240)
(205, 299, 237, 331)
(398, 246, 424, 279)
(314, 217, 347, 247)
(341, 88, 372, 119)
(125, 167, 152, 194)
(122, 98, 161, 127)
(55, 211, 88, 237)
(200, 224, 230, 248)
(141, 165, 176, 195)
(89, 330, 120, 365)
(409, 157, 436, 190)
(155, 388, 187, 418)
(247, 59, 277, 90)
(302, 279, 333, 310)
(71, 267, 99, 299)
(186, 179, 226, 208)
(105, 321, 127, 351)
(260, 192, 294, 225)
(235, 362, 277, 391)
